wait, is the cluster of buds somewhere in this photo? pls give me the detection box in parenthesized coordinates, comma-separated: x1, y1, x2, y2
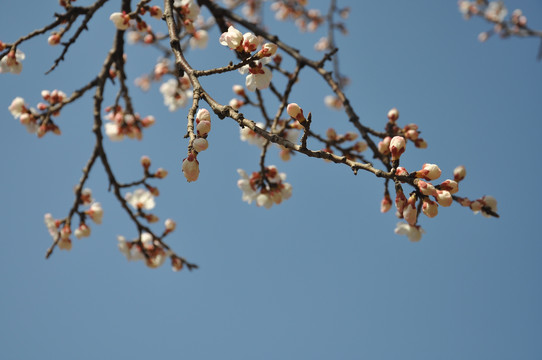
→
(237, 166, 292, 209)
(104, 105, 155, 141)
(383, 108, 427, 150)
(44, 189, 103, 251)
(118, 227, 184, 271)
(118, 232, 168, 268)
(9, 94, 63, 137)
(174, 0, 200, 33)
(181, 108, 212, 182)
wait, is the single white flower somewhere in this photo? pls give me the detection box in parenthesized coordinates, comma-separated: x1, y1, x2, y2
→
(394, 222, 424, 242)
(125, 189, 156, 210)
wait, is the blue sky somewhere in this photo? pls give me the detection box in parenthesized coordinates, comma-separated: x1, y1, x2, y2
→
(1, 1, 541, 359)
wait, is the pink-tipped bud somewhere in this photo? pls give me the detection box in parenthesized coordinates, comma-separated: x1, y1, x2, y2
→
(48, 33, 61, 46)
(389, 136, 406, 161)
(155, 168, 168, 179)
(326, 128, 337, 140)
(165, 218, 176, 232)
(422, 199, 439, 218)
(453, 165, 466, 182)
(381, 193, 392, 213)
(196, 108, 211, 122)
(417, 163, 442, 181)
(193, 137, 209, 152)
(353, 141, 368, 153)
(378, 136, 391, 155)
(196, 120, 211, 136)
(141, 115, 155, 127)
(403, 194, 418, 225)
(61, 225, 71, 240)
(435, 190, 453, 207)
(182, 153, 200, 182)
(388, 108, 399, 122)
(141, 155, 151, 169)
(395, 189, 407, 215)
(258, 43, 278, 57)
(387, 107, 399, 122)
(439, 179, 458, 194)
(395, 167, 408, 177)
(287, 103, 306, 123)
(417, 180, 437, 196)
(232, 84, 245, 97)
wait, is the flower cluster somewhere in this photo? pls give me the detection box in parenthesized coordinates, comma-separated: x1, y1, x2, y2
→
(159, 77, 193, 111)
(117, 223, 183, 271)
(219, 25, 277, 91)
(104, 105, 155, 141)
(9, 91, 66, 137)
(44, 189, 103, 251)
(458, 1, 530, 42)
(237, 166, 292, 209)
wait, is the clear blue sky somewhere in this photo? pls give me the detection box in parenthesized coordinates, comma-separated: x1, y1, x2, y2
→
(1, 1, 541, 359)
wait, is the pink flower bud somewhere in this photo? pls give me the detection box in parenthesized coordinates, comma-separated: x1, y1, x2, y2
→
(381, 193, 392, 213)
(395, 167, 408, 177)
(110, 12, 131, 30)
(387, 108, 399, 122)
(155, 168, 168, 179)
(141, 115, 155, 127)
(196, 120, 211, 136)
(287, 103, 306, 123)
(439, 179, 458, 194)
(422, 199, 438, 218)
(453, 165, 466, 182)
(182, 153, 200, 182)
(48, 33, 61, 46)
(417, 180, 437, 196)
(403, 194, 417, 226)
(193, 137, 209, 152)
(165, 218, 176, 232)
(196, 108, 211, 122)
(395, 189, 407, 215)
(141, 155, 151, 169)
(389, 136, 406, 161)
(149, 6, 163, 19)
(258, 43, 278, 57)
(326, 128, 337, 140)
(353, 141, 368, 153)
(417, 163, 441, 181)
(435, 190, 452, 207)
(232, 84, 245, 97)
(378, 136, 391, 155)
